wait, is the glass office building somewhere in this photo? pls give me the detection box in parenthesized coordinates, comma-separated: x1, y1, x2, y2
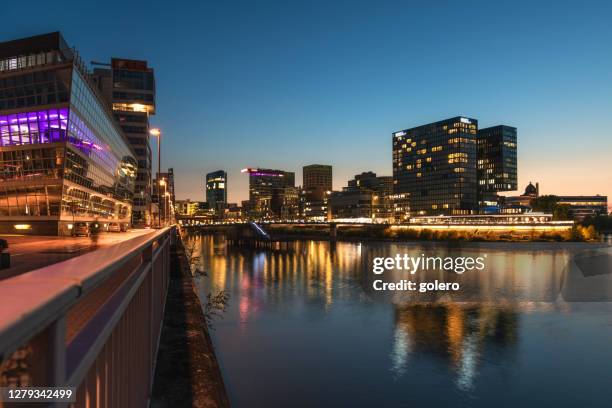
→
(477, 125, 518, 207)
(206, 170, 227, 210)
(92, 58, 156, 227)
(392, 117, 479, 215)
(0, 32, 136, 235)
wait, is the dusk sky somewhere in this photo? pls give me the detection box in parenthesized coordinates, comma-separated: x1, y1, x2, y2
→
(4, 0, 612, 205)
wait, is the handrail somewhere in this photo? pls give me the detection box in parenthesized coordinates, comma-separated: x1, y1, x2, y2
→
(0, 227, 171, 361)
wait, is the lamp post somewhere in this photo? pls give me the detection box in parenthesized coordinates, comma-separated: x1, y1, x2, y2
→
(160, 178, 167, 226)
(164, 191, 171, 226)
(149, 127, 161, 228)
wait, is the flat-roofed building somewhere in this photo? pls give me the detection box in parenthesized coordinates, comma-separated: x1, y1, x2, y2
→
(241, 167, 295, 219)
(92, 58, 155, 227)
(393, 117, 479, 216)
(0, 32, 136, 235)
(557, 195, 608, 220)
(477, 125, 518, 207)
(206, 170, 227, 210)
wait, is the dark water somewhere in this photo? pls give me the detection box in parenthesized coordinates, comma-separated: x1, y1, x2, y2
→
(190, 235, 612, 408)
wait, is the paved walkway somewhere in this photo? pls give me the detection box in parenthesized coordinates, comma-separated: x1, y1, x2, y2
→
(0, 229, 154, 280)
(151, 239, 230, 408)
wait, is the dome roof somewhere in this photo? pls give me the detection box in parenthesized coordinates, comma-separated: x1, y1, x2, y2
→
(524, 182, 537, 196)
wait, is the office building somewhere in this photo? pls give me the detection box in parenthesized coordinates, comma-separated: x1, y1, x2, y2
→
(206, 170, 227, 210)
(302, 164, 332, 221)
(557, 195, 607, 220)
(303, 164, 332, 199)
(346, 171, 392, 196)
(241, 167, 295, 218)
(92, 58, 155, 227)
(393, 117, 479, 215)
(327, 171, 394, 220)
(0, 32, 136, 235)
(477, 125, 518, 207)
(175, 199, 202, 216)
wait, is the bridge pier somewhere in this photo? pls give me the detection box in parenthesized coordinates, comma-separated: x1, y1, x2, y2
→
(329, 222, 337, 241)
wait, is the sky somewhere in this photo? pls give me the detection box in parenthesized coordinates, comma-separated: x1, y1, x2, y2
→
(3, 0, 612, 206)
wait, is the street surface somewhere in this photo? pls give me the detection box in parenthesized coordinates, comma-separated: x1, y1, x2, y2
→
(0, 229, 155, 280)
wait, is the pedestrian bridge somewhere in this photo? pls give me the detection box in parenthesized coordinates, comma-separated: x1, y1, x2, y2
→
(0, 227, 175, 407)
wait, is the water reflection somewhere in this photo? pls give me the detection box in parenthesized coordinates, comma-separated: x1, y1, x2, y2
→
(392, 304, 518, 391)
(190, 234, 612, 408)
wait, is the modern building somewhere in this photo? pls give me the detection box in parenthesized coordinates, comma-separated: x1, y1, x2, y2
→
(477, 125, 518, 207)
(327, 171, 395, 221)
(241, 167, 295, 219)
(206, 170, 227, 210)
(328, 190, 377, 220)
(393, 117, 518, 216)
(175, 199, 202, 216)
(393, 117, 479, 216)
(0, 32, 136, 235)
(92, 58, 155, 227)
(303, 164, 332, 199)
(301, 164, 332, 221)
(557, 195, 607, 220)
(346, 171, 393, 196)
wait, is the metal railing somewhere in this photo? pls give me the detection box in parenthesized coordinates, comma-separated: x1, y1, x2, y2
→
(0, 227, 175, 407)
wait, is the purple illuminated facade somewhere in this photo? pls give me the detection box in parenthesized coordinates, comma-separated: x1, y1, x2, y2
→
(0, 108, 69, 146)
(0, 32, 136, 235)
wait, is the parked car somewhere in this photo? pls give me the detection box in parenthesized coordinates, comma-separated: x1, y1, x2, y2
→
(73, 222, 89, 237)
(109, 222, 121, 232)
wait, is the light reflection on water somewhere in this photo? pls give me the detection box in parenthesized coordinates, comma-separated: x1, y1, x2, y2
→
(191, 234, 612, 408)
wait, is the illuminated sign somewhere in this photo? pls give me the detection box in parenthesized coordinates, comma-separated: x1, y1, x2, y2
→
(460, 118, 471, 124)
(394, 131, 406, 137)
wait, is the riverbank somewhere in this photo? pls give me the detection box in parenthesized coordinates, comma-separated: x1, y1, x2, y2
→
(151, 237, 229, 407)
(263, 224, 603, 243)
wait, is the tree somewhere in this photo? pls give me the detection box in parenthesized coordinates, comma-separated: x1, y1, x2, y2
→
(530, 195, 559, 213)
(553, 204, 572, 220)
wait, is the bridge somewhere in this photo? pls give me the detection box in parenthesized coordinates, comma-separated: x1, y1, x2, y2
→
(0, 228, 177, 406)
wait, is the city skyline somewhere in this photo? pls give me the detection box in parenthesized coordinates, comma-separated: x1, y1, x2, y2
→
(2, 1, 611, 207)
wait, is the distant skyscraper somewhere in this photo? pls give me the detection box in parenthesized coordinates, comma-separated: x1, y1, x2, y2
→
(393, 117, 479, 215)
(302, 165, 332, 219)
(477, 125, 518, 206)
(206, 170, 227, 209)
(241, 168, 295, 218)
(303, 164, 332, 194)
(92, 58, 156, 227)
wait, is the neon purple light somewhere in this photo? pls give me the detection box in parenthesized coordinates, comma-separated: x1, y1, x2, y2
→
(0, 108, 69, 146)
(249, 172, 284, 177)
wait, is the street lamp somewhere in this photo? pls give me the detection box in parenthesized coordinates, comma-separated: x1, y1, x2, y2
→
(160, 178, 167, 226)
(164, 191, 171, 226)
(149, 127, 161, 228)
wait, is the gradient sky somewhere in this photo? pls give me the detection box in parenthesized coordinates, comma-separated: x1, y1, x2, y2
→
(4, 0, 612, 206)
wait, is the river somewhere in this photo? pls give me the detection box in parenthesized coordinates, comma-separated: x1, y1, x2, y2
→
(189, 234, 612, 407)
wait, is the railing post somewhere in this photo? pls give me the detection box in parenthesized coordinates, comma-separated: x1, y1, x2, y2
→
(48, 317, 66, 387)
